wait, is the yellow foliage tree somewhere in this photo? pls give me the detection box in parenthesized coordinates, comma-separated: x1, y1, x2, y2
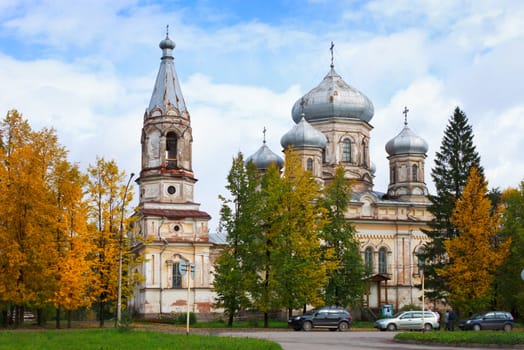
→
(439, 166, 511, 313)
(0, 110, 89, 326)
(86, 157, 136, 327)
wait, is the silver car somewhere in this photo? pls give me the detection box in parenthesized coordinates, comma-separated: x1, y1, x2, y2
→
(374, 310, 439, 331)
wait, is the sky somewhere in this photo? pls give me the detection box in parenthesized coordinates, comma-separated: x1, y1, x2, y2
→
(1, 0, 524, 232)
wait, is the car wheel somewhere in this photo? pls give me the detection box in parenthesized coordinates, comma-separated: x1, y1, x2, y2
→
(473, 324, 481, 331)
(424, 323, 433, 332)
(338, 322, 349, 332)
(387, 323, 397, 331)
(302, 321, 312, 331)
(503, 324, 512, 332)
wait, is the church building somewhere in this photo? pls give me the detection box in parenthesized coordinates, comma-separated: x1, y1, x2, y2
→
(246, 47, 433, 315)
(129, 33, 433, 318)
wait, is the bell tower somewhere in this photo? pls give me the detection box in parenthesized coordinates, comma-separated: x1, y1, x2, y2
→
(132, 28, 214, 317)
(140, 28, 196, 206)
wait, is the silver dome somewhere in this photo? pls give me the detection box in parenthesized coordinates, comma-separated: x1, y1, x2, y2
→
(246, 142, 284, 170)
(385, 124, 428, 156)
(291, 67, 374, 124)
(281, 115, 327, 149)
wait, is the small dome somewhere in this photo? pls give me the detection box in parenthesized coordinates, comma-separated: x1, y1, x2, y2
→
(281, 115, 327, 149)
(159, 36, 175, 50)
(246, 142, 284, 170)
(291, 67, 374, 124)
(385, 123, 428, 156)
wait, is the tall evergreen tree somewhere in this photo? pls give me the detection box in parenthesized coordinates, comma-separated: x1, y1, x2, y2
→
(419, 107, 482, 303)
(322, 165, 366, 308)
(214, 153, 260, 326)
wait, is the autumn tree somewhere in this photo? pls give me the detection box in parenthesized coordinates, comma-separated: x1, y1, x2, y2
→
(260, 149, 332, 321)
(419, 107, 483, 303)
(322, 164, 366, 308)
(85, 157, 136, 327)
(0, 110, 91, 327)
(48, 160, 94, 328)
(439, 167, 510, 314)
(214, 153, 260, 326)
(495, 183, 524, 317)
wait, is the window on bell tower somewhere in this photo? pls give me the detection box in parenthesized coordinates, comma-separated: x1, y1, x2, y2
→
(172, 262, 182, 288)
(412, 164, 418, 181)
(166, 132, 177, 169)
(342, 139, 351, 163)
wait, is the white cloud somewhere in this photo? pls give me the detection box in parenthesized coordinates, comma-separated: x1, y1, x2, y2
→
(1, 0, 524, 230)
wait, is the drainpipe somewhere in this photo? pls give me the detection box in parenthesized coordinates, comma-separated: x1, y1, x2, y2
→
(158, 217, 167, 316)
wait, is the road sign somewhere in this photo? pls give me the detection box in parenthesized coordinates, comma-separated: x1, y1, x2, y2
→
(179, 259, 188, 275)
(178, 260, 195, 278)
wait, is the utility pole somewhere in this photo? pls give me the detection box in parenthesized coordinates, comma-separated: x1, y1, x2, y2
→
(117, 172, 135, 326)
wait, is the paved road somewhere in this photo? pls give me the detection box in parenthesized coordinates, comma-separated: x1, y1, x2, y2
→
(215, 330, 519, 350)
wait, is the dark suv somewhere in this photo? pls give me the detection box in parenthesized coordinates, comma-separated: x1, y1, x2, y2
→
(459, 311, 514, 331)
(288, 306, 352, 331)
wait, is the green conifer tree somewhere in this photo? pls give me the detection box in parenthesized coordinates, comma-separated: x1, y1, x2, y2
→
(419, 107, 482, 303)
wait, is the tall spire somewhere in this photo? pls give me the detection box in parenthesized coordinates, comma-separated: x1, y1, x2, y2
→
(147, 28, 188, 117)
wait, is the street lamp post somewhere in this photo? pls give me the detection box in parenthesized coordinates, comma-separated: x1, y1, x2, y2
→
(117, 172, 135, 326)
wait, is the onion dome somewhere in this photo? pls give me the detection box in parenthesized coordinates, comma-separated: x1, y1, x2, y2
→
(246, 129, 284, 170)
(281, 115, 327, 149)
(291, 66, 374, 124)
(385, 120, 428, 156)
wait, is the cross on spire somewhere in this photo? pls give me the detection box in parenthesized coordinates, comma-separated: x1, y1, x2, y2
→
(402, 106, 409, 125)
(330, 41, 335, 68)
(166, 24, 169, 37)
(263, 127, 267, 144)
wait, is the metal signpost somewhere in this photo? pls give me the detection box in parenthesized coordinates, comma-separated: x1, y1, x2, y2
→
(179, 259, 195, 335)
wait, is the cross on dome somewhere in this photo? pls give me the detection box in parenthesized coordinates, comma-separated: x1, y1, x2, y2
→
(330, 41, 335, 68)
(403, 106, 409, 125)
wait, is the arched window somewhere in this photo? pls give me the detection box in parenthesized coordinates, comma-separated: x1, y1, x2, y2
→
(365, 248, 373, 271)
(412, 164, 418, 181)
(166, 132, 177, 169)
(362, 140, 367, 166)
(322, 150, 326, 164)
(342, 139, 351, 163)
(378, 248, 388, 274)
(391, 166, 396, 183)
(172, 262, 182, 288)
(306, 158, 313, 171)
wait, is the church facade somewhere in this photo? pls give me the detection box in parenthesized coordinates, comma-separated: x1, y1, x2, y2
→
(129, 33, 433, 318)
(247, 57, 433, 315)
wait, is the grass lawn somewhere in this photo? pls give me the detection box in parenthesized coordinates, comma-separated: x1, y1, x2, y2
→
(0, 328, 282, 350)
(395, 330, 524, 346)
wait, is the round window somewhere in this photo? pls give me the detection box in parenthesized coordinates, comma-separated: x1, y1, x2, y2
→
(174, 225, 180, 232)
(167, 185, 176, 194)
